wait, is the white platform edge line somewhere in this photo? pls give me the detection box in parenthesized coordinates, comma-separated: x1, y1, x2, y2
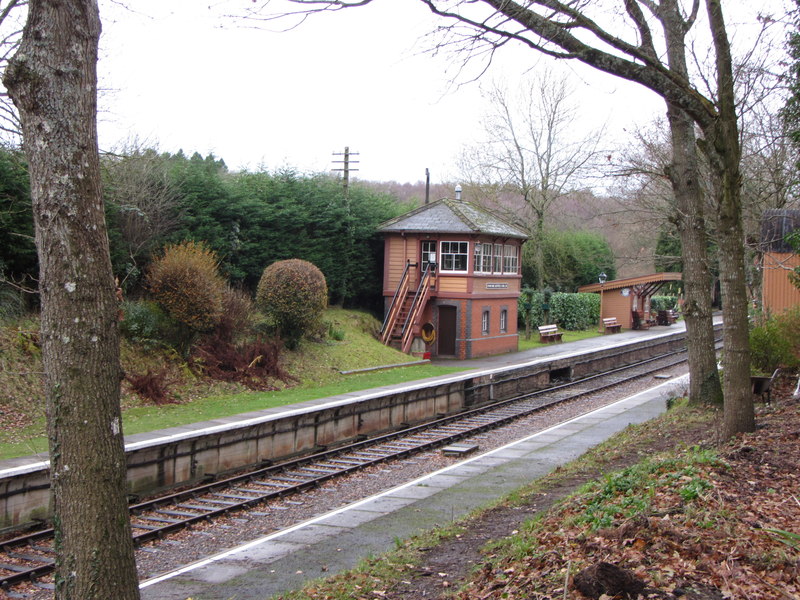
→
(139, 373, 689, 589)
(128, 329, 686, 449)
(0, 328, 689, 476)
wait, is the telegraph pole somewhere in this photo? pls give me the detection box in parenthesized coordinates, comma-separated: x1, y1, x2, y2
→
(331, 146, 359, 305)
(332, 146, 360, 198)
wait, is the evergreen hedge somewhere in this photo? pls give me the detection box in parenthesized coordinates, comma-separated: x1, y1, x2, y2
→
(519, 290, 600, 331)
(650, 295, 679, 312)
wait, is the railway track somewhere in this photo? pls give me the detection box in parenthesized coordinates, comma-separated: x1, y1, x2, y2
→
(0, 346, 694, 595)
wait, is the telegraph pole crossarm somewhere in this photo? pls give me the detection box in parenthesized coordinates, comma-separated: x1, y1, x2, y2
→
(332, 146, 360, 198)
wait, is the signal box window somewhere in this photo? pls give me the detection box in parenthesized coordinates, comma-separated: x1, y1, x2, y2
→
(440, 241, 469, 272)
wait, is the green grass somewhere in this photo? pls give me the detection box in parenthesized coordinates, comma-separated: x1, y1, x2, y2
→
(0, 309, 600, 461)
(0, 363, 463, 461)
(0, 306, 468, 461)
(517, 327, 601, 351)
(121, 364, 462, 433)
(279, 524, 467, 600)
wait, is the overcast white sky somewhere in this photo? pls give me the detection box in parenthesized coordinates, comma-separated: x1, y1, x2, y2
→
(95, 1, 787, 185)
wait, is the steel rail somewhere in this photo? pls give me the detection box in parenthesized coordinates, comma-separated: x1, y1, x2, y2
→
(0, 344, 699, 592)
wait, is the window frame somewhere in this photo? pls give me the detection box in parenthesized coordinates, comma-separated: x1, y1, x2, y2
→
(440, 241, 470, 273)
(503, 244, 519, 274)
(500, 308, 508, 333)
(481, 309, 490, 335)
(473, 242, 494, 273)
(493, 243, 503, 273)
(421, 240, 437, 272)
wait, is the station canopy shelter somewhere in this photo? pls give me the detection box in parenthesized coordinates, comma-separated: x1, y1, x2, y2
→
(578, 272, 682, 330)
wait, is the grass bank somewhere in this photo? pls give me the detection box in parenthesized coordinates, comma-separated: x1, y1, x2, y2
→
(0, 308, 463, 460)
(0, 308, 604, 460)
(517, 326, 600, 351)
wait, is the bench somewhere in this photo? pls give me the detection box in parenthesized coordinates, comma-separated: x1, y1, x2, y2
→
(538, 324, 563, 343)
(602, 317, 621, 334)
(751, 368, 780, 403)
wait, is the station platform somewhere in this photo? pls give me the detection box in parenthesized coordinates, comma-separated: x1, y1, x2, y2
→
(0, 322, 688, 479)
(139, 325, 693, 599)
(431, 321, 689, 371)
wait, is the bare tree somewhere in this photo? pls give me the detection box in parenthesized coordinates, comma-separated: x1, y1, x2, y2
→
(3, 0, 141, 597)
(247, 0, 760, 438)
(736, 49, 798, 301)
(739, 59, 799, 231)
(615, 110, 723, 408)
(634, 0, 723, 407)
(612, 123, 682, 262)
(102, 142, 181, 286)
(704, 0, 753, 436)
(0, 0, 25, 140)
(460, 71, 604, 290)
(617, 3, 791, 405)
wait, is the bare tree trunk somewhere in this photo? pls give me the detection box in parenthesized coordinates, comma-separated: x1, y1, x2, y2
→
(533, 210, 545, 290)
(667, 105, 723, 405)
(3, 1, 141, 598)
(658, 0, 723, 406)
(703, 0, 754, 436)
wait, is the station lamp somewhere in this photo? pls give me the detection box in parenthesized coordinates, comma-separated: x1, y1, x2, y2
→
(598, 272, 608, 332)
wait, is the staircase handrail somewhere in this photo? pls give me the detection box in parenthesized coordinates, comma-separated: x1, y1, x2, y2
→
(400, 263, 434, 353)
(380, 260, 414, 345)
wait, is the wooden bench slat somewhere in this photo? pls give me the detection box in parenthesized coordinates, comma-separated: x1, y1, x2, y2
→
(538, 324, 563, 343)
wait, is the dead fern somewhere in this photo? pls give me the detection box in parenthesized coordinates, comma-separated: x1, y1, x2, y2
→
(125, 367, 176, 405)
(192, 320, 294, 390)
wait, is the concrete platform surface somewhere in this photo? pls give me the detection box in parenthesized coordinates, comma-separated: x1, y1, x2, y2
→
(431, 321, 690, 371)
(140, 374, 689, 600)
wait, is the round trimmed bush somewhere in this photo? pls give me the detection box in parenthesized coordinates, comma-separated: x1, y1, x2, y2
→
(256, 259, 327, 348)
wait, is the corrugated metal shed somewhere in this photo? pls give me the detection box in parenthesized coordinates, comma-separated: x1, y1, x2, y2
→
(762, 253, 800, 314)
(761, 209, 800, 314)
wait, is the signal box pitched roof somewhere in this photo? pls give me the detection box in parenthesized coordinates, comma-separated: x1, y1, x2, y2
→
(378, 198, 528, 239)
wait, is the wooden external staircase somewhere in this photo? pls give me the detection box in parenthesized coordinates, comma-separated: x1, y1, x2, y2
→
(381, 261, 434, 354)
